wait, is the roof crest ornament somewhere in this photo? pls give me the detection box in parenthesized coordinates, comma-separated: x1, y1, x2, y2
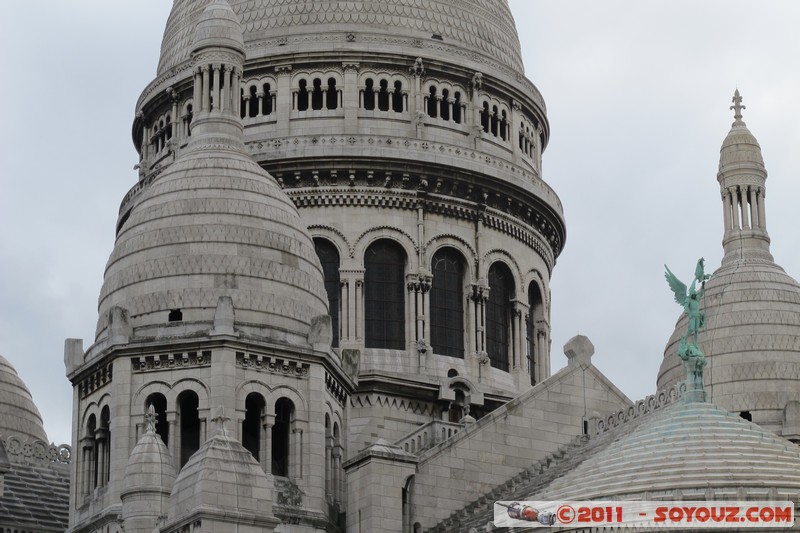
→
(211, 405, 231, 436)
(730, 89, 746, 126)
(144, 404, 157, 435)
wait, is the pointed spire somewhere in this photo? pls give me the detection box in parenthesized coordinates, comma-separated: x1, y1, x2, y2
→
(730, 89, 746, 126)
(144, 404, 157, 435)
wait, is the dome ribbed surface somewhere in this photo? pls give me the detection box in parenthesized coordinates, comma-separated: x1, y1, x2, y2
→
(0, 355, 48, 442)
(123, 428, 175, 495)
(539, 401, 800, 500)
(658, 260, 800, 431)
(156, 0, 523, 76)
(168, 427, 273, 520)
(192, 0, 245, 54)
(719, 123, 764, 170)
(95, 146, 329, 343)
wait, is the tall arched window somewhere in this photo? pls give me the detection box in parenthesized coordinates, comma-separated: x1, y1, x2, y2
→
(243, 393, 265, 463)
(527, 282, 544, 385)
(430, 248, 465, 358)
(487, 262, 514, 371)
(297, 79, 309, 111)
(392, 81, 404, 112)
(378, 79, 390, 112)
(311, 78, 324, 110)
(427, 86, 438, 118)
(177, 390, 200, 468)
(315, 239, 340, 348)
(272, 398, 295, 477)
(365, 240, 406, 349)
(98, 407, 111, 486)
(364, 78, 375, 110)
(146, 393, 169, 445)
(248, 86, 258, 117)
(453, 92, 462, 124)
(262, 83, 273, 115)
(326, 78, 338, 110)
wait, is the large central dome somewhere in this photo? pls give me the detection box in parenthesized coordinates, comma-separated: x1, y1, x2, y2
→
(157, 0, 524, 77)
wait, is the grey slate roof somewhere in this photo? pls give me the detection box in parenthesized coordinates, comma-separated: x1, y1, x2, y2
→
(0, 454, 70, 532)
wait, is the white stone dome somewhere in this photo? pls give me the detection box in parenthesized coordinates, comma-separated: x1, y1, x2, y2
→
(539, 401, 800, 500)
(156, 0, 524, 76)
(191, 0, 245, 55)
(96, 144, 329, 344)
(0, 354, 48, 442)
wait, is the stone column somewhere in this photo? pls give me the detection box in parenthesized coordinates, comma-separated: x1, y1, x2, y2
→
(170, 95, 180, 146)
(741, 186, 750, 229)
(193, 68, 202, 111)
(275, 65, 292, 134)
(332, 444, 344, 505)
(201, 65, 211, 112)
(292, 427, 304, 479)
(211, 64, 222, 112)
(80, 437, 94, 496)
(95, 428, 108, 486)
(325, 433, 334, 499)
(723, 190, 732, 232)
(166, 411, 178, 468)
(750, 187, 759, 230)
(343, 62, 360, 134)
(757, 188, 767, 229)
(264, 413, 274, 474)
(731, 188, 741, 229)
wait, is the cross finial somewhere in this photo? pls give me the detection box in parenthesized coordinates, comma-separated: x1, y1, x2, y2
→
(211, 405, 231, 435)
(730, 89, 746, 126)
(144, 404, 157, 435)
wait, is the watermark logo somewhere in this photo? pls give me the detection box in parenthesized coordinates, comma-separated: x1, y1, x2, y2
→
(494, 501, 795, 529)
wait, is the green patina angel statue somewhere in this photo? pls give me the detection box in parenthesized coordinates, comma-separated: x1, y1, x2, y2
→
(665, 258, 711, 349)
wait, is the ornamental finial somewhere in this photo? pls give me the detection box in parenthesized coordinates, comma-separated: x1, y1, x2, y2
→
(211, 405, 231, 435)
(730, 89, 746, 126)
(144, 404, 157, 435)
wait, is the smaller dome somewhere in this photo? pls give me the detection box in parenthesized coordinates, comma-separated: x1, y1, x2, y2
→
(0, 355, 48, 442)
(191, 0, 245, 55)
(719, 123, 765, 170)
(122, 417, 175, 496)
(168, 415, 274, 524)
(539, 401, 800, 500)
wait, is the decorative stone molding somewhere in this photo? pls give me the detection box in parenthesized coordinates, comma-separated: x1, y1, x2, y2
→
(0, 435, 71, 465)
(79, 363, 113, 399)
(591, 382, 688, 437)
(236, 351, 309, 379)
(325, 372, 347, 406)
(133, 351, 212, 372)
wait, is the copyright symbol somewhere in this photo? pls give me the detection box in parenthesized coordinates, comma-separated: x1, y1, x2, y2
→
(557, 505, 575, 524)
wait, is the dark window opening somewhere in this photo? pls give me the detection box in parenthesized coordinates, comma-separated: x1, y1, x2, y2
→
(169, 309, 183, 322)
(583, 420, 589, 435)
(527, 282, 543, 386)
(315, 239, 341, 348)
(326, 78, 338, 110)
(500, 111, 508, 141)
(430, 248, 465, 358)
(311, 78, 324, 110)
(262, 83, 273, 115)
(487, 262, 514, 371)
(248, 86, 258, 118)
(365, 240, 406, 349)
(243, 393, 265, 462)
(364, 79, 375, 110)
(453, 92, 462, 124)
(440, 89, 450, 121)
(378, 79, 390, 112)
(447, 369, 458, 378)
(297, 79, 309, 111)
(491, 105, 499, 137)
(178, 391, 200, 468)
(481, 102, 490, 133)
(392, 80, 404, 112)
(186, 104, 193, 136)
(740, 411, 753, 422)
(272, 398, 294, 477)
(165, 116, 172, 140)
(146, 393, 169, 446)
(427, 86, 438, 118)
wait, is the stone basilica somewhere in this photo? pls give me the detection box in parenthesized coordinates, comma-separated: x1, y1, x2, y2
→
(2, 1, 800, 532)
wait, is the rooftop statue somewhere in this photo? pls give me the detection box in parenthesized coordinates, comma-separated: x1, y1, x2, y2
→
(665, 258, 711, 399)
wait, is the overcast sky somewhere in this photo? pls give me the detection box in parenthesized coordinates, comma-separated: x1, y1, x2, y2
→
(1, 1, 799, 446)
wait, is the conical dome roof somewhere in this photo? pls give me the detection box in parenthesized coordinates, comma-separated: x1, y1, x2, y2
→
(156, 0, 524, 77)
(0, 355, 48, 442)
(539, 401, 800, 500)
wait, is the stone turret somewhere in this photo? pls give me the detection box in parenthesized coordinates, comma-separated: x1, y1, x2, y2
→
(121, 408, 175, 533)
(659, 91, 800, 435)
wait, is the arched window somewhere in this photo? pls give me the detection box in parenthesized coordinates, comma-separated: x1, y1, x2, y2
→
(427, 86, 438, 118)
(83, 414, 97, 496)
(243, 393, 265, 464)
(297, 79, 309, 111)
(430, 248, 465, 358)
(491, 105, 499, 137)
(146, 393, 169, 445)
(272, 398, 294, 477)
(481, 102, 490, 132)
(378, 79, 390, 111)
(324, 414, 332, 498)
(365, 240, 406, 349)
(262, 83, 273, 115)
(392, 80, 404, 112)
(332, 422, 342, 506)
(527, 283, 544, 386)
(440, 89, 450, 121)
(326, 78, 338, 110)
(402, 476, 415, 533)
(186, 104, 193, 136)
(487, 262, 514, 371)
(453, 92, 462, 124)
(248, 86, 258, 117)
(177, 390, 200, 468)
(98, 406, 111, 486)
(314, 239, 340, 348)
(311, 78, 324, 110)
(500, 110, 508, 141)
(364, 78, 376, 110)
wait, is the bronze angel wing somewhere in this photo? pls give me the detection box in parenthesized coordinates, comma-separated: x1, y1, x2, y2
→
(664, 265, 688, 307)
